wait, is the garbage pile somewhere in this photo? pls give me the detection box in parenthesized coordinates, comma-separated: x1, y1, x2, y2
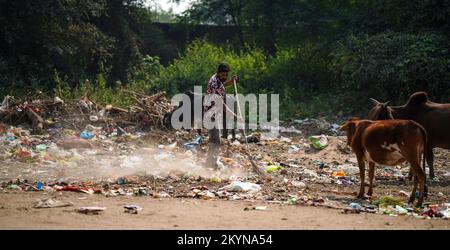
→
(291, 118, 343, 136)
(1, 96, 449, 222)
(0, 91, 172, 133)
(0, 122, 146, 170)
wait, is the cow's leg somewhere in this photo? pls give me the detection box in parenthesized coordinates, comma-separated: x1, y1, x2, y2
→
(409, 174, 417, 205)
(408, 164, 425, 207)
(367, 162, 375, 197)
(407, 168, 413, 181)
(197, 129, 202, 136)
(416, 168, 426, 207)
(357, 157, 366, 199)
(426, 147, 435, 179)
(403, 145, 426, 206)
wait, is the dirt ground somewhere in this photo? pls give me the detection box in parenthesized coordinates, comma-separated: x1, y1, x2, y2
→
(0, 191, 449, 230)
(1, 124, 450, 230)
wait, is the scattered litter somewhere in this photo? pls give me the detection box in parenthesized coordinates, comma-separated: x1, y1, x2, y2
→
(244, 206, 267, 211)
(154, 191, 170, 198)
(78, 207, 106, 215)
(330, 123, 341, 134)
(265, 165, 283, 173)
(286, 196, 298, 205)
(184, 134, 202, 151)
(36, 182, 44, 190)
(7, 184, 21, 190)
(374, 196, 404, 208)
(197, 190, 216, 200)
(308, 135, 328, 150)
(399, 190, 410, 197)
(288, 145, 300, 154)
(344, 202, 362, 213)
(210, 176, 222, 183)
(89, 115, 99, 122)
(0, 98, 448, 222)
(222, 181, 261, 193)
(279, 136, 292, 143)
(33, 198, 73, 208)
(291, 180, 306, 188)
(332, 171, 346, 178)
(124, 205, 143, 214)
(244, 133, 261, 143)
(36, 144, 47, 152)
(337, 164, 359, 175)
(80, 130, 94, 140)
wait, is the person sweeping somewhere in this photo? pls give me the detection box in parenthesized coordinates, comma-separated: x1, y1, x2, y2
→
(204, 62, 238, 168)
(202, 63, 271, 179)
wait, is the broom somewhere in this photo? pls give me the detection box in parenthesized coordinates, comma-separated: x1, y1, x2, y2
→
(233, 79, 271, 180)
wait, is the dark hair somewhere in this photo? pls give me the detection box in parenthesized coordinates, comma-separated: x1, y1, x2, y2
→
(217, 62, 230, 73)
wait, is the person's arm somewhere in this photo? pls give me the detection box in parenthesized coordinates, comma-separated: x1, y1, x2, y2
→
(224, 75, 237, 87)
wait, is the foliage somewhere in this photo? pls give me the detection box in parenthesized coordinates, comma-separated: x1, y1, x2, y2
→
(331, 32, 450, 111)
(158, 40, 267, 95)
(2, 0, 450, 119)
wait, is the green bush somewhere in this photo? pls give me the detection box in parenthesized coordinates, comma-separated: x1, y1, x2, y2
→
(159, 40, 227, 95)
(158, 40, 268, 96)
(262, 44, 334, 118)
(128, 55, 163, 94)
(157, 40, 335, 119)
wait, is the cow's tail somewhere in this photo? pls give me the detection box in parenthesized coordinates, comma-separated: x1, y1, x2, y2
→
(415, 123, 428, 193)
(418, 124, 428, 171)
(417, 123, 429, 196)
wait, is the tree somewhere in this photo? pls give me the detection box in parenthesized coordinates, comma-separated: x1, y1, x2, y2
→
(361, 0, 450, 36)
(180, 0, 247, 48)
(180, 0, 364, 53)
(332, 32, 450, 106)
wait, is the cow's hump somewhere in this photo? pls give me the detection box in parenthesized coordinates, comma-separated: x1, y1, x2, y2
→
(406, 92, 428, 107)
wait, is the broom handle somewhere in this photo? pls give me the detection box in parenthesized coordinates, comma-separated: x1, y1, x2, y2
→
(233, 80, 270, 179)
(233, 79, 249, 149)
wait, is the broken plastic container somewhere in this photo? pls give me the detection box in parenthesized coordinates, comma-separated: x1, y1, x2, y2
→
(308, 135, 328, 150)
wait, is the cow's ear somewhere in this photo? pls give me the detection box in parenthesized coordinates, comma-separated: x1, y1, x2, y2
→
(340, 122, 350, 131)
(370, 98, 380, 106)
(340, 121, 357, 132)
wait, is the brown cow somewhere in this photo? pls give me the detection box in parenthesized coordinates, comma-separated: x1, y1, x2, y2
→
(340, 119, 427, 206)
(367, 92, 450, 179)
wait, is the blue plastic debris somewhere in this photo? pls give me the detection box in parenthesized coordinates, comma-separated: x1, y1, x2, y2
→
(184, 134, 203, 151)
(118, 177, 126, 185)
(349, 202, 362, 211)
(80, 130, 94, 139)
